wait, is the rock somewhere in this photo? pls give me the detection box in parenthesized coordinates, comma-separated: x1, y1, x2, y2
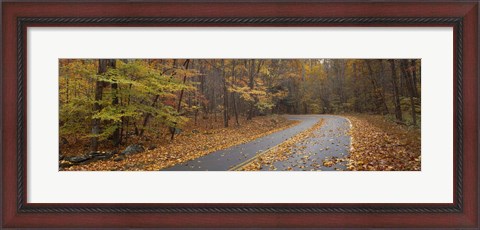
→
(148, 144, 157, 150)
(103, 153, 114, 158)
(87, 151, 104, 157)
(120, 144, 145, 155)
(192, 129, 200, 134)
(59, 154, 65, 161)
(61, 150, 118, 168)
(88, 151, 115, 160)
(65, 155, 92, 163)
(114, 155, 125, 161)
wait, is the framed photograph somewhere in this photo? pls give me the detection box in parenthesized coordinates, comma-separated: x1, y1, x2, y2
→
(2, 0, 478, 228)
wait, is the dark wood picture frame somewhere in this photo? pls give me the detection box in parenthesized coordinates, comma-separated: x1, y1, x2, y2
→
(1, 1, 478, 228)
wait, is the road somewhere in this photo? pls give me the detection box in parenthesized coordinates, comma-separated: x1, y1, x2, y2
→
(163, 115, 351, 171)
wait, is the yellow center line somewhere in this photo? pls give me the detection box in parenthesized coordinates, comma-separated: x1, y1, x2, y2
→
(228, 117, 325, 171)
(228, 140, 285, 171)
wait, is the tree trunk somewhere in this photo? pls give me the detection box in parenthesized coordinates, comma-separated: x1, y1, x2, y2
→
(388, 60, 403, 122)
(410, 59, 419, 98)
(231, 60, 240, 126)
(90, 59, 109, 152)
(222, 60, 229, 127)
(401, 60, 417, 126)
(139, 94, 159, 136)
(246, 59, 263, 120)
(211, 77, 216, 120)
(366, 60, 389, 114)
(247, 60, 255, 120)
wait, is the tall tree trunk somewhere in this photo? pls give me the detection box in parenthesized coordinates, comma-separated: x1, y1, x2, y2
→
(366, 60, 389, 114)
(222, 60, 229, 128)
(401, 60, 417, 126)
(211, 75, 216, 121)
(90, 59, 109, 152)
(246, 59, 263, 120)
(199, 64, 207, 118)
(388, 60, 403, 122)
(410, 59, 419, 98)
(352, 62, 362, 112)
(247, 60, 255, 120)
(231, 60, 240, 126)
(125, 84, 132, 144)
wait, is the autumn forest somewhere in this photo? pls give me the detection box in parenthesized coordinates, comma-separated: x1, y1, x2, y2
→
(59, 59, 421, 171)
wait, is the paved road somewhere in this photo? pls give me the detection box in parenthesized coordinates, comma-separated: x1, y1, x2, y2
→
(263, 115, 351, 171)
(163, 115, 350, 171)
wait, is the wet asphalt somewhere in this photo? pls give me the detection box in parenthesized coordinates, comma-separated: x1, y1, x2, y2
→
(263, 115, 351, 171)
(163, 115, 351, 171)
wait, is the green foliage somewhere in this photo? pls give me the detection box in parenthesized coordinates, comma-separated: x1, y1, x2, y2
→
(59, 97, 94, 137)
(59, 59, 195, 144)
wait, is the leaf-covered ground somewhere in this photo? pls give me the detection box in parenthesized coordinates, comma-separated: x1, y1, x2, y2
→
(343, 115, 421, 171)
(241, 119, 325, 171)
(62, 115, 298, 171)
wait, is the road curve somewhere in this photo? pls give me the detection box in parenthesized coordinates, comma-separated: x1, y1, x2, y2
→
(263, 115, 351, 171)
(163, 115, 350, 171)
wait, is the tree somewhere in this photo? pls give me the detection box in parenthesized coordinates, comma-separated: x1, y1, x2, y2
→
(388, 59, 403, 123)
(401, 59, 417, 126)
(365, 60, 389, 114)
(230, 60, 240, 126)
(91, 59, 115, 152)
(170, 59, 191, 140)
(221, 60, 229, 127)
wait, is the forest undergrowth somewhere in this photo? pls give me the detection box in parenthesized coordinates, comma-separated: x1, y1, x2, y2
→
(343, 114, 421, 171)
